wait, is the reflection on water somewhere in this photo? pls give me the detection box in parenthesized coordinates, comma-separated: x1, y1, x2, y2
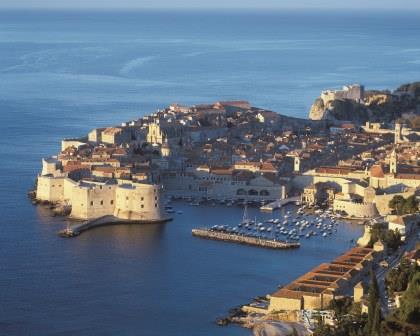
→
(81, 222, 167, 252)
(24, 192, 364, 336)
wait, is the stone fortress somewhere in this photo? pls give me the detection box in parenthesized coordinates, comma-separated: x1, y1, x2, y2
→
(35, 119, 169, 223)
(36, 158, 166, 222)
(320, 84, 365, 105)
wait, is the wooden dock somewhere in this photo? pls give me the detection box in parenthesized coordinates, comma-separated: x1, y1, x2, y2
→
(192, 228, 300, 249)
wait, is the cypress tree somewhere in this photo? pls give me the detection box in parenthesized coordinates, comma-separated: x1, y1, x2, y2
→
(371, 302, 382, 336)
(366, 268, 380, 334)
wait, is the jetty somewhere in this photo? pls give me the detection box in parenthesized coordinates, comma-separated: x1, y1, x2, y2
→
(260, 196, 300, 212)
(59, 215, 172, 238)
(192, 228, 300, 249)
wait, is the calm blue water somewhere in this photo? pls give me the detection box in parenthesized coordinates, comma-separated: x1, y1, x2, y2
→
(0, 9, 419, 336)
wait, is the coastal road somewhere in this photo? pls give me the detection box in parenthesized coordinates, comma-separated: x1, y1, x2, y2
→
(376, 226, 418, 317)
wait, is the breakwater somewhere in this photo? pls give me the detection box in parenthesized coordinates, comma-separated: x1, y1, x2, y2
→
(59, 215, 172, 238)
(192, 228, 300, 249)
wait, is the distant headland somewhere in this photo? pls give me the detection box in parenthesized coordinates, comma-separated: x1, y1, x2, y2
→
(309, 82, 420, 126)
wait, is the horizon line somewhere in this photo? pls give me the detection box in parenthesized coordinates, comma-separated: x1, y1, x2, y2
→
(1, 7, 420, 11)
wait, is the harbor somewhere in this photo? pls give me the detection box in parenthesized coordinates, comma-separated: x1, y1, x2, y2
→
(192, 228, 300, 249)
(187, 197, 350, 249)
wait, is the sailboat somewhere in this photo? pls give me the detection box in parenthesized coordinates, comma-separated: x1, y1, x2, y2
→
(241, 204, 253, 225)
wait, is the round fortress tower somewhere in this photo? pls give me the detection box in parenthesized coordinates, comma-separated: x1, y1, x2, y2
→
(114, 182, 165, 222)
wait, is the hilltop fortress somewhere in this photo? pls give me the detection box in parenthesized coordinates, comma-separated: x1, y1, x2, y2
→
(309, 82, 420, 124)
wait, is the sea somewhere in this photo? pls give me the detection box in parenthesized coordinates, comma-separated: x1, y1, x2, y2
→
(0, 9, 419, 336)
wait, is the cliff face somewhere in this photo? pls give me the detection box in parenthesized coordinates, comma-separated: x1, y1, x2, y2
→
(308, 82, 420, 124)
(308, 98, 327, 120)
(309, 97, 369, 122)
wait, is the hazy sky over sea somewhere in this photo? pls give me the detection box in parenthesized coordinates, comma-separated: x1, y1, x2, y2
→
(1, 0, 420, 9)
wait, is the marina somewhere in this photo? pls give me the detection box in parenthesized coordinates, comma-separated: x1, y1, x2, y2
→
(188, 198, 353, 251)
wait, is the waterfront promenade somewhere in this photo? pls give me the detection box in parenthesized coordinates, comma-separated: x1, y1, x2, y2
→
(260, 196, 300, 212)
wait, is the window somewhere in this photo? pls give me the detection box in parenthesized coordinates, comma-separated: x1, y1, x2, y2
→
(155, 196, 157, 200)
(141, 197, 144, 201)
(141, 204, 144, 208)
(155, 203, 158, 208)
(110, 200, 114, 205)
(126, 196, 129, 200)
(90, 201, 93, 206)
(100, 200, 103, 205)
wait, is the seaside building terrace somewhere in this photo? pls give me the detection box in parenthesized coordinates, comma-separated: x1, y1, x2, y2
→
(268, 247, 373, 312)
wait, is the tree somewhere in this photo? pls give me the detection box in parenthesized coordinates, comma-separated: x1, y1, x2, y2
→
(402, 195, 419, 215)
(370, 223, 402, 251)
(397, 271, 420, 324)
(366, 268, 381, 335)
(384, 229, 402, 250)
(389, 195, 419, 215)
(371, 303, 381, 336)
(389, 195, 405, 215)
(369, 223, 384, 246)
(386, 258, 417, 295)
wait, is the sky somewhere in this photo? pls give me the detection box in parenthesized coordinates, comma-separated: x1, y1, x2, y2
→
(1, 0, 420, 10)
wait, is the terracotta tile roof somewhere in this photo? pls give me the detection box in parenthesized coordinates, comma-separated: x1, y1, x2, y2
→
(315, 166, 353, 175)
(270, 247, 373, 300)
(93, 166, 115, 173)
(211, 168, 233, 175)
(395, 173, 420, 180)
(370, 164, 385, 178)
(260, 162, 277, 172)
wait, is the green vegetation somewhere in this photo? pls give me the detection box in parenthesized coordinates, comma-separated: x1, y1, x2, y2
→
(389, 195, 419, 216)
(397, 271, 420, 324)
(386, 258, 418, 295)
(314, 270, 380, 336)
(369, 223, 403, 251)
(314, 261, 420, 336)
(313, 298, 367, 336)
(365, 268, 382, 336)
(382, 266, 420, 335)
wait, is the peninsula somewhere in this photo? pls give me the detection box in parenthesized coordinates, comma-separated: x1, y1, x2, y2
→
(33, 82, 419, 232)
(31, 83, 420, 334)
